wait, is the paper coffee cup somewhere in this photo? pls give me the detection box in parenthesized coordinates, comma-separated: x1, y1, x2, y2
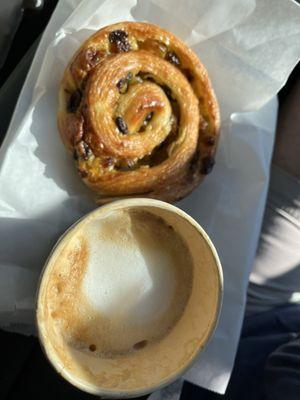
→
(36, 198, 223, 398)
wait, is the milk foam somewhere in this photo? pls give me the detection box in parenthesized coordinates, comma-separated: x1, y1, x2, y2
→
(83, 211, 177, 325)
(46, 209, 193, 357)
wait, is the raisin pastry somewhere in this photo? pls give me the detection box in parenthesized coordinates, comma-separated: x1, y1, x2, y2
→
(58, 22, 220, 203)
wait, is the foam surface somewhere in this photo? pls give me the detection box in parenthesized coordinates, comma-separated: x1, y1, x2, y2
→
(44, 209, 193, 357)
(84, 211, 179, 324)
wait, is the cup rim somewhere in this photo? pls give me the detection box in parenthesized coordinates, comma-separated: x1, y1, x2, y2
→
(36, 198, 223, 398)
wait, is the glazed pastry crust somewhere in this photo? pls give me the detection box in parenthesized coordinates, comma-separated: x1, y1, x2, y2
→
(58, 22, 220, 203)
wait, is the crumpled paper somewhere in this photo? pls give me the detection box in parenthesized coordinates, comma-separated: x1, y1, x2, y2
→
(0, 0, 300, 396)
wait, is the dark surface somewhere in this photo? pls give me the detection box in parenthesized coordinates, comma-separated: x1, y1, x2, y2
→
(0, 329, 98, 399)
(0, 0, 59, 88)
(1, 2, 300, 399)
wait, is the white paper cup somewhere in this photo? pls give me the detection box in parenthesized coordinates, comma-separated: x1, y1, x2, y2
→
(36, 198, 223, 398)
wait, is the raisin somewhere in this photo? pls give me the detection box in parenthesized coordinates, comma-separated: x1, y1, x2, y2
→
(133, 340, 148, 350)
(89, 344, 97, 352)
(169, 115, 179, 136)
(67, 90, 82, 113)
(182, 68, 193, 82)
(137, 72, 155, 82)
(115, 116, 128, 134)
(139, 112, 154, 132)
(77, 168, 88, 178)
(75, 141, 92, 160)
(117, 40, 131, 52)
(134, 75, 143, 83)
(81, 103, 88, 117)
(81, 76, 88, 90)
(189, 150, 200, 174)
(116, 72, 133, 93)
(144, 112, 153, 123)
(116, 77, 126, 92)
(83, 142, 92, 158)
(109, 30, 128, 43)
(102, 157, 115, 168)
(126, 158, 137, 168)
(199, 118, 209, 131)
(162, 85, 174, 100)
(85, 48, 101, 68)
(204, 136, 215, 146)
(109, 30, 131, 52)
(72, 116, 84, 144)
(201, 156, 215, 175)
(165, 51, 180, 66)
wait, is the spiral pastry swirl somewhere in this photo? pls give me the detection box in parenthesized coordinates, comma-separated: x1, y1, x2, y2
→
(58, 22, 220, 203)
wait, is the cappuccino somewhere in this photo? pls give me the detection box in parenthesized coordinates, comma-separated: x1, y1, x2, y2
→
(37, 200, 222, 397)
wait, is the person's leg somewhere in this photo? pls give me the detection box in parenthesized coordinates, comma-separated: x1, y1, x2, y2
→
(272, 75, 300, 180)
(221, 305, 300, 400)
(264, 336, 300, 400)
(247, 65, 300, 314)
(243, 62, 300, 400)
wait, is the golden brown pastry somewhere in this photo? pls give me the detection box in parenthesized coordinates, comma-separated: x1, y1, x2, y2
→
(58, 22, 220, 203)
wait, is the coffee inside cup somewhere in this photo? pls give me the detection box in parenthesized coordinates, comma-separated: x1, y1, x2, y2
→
(37, 202, 222, 397)
(47, 209, 193, 356)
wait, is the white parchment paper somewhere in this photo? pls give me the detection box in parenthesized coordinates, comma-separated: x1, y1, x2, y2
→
(0, 0, 300, 396)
